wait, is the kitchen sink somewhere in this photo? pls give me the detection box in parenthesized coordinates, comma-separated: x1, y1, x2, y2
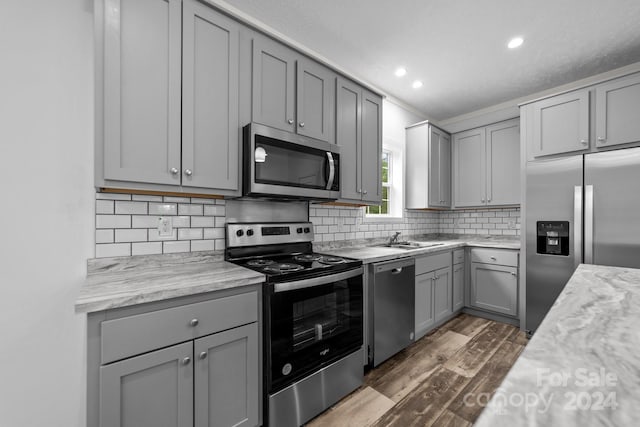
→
(377, 241, 446, 250)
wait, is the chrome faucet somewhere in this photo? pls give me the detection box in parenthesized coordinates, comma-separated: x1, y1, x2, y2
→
(389, 231, 401, 245)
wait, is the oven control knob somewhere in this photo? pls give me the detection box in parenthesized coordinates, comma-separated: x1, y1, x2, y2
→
(304, 227, 310, 233)
(296, 227, 303, 234)
(282, 363, 292, 376)
(236, 229, 244, 237)
(247, 229, 254, 236)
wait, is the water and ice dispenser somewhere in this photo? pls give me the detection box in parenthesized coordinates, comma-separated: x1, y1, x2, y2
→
(536, 221, 569, 255)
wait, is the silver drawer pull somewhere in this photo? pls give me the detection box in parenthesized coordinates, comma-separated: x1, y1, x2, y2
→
(490, 256, 497, 261)
(199, 351, 207, 360)
(182, 357, 191, 365)
(511, 272, 517, 276)
(189, 318, 199, 327)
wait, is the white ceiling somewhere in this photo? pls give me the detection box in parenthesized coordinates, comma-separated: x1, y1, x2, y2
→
(224, 0, 640, 121)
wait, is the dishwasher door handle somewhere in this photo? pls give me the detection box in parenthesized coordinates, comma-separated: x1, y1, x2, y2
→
(391, 267, 403, 274)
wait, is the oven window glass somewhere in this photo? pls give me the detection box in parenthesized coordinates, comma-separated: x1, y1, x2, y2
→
(255, 135, 330, 189)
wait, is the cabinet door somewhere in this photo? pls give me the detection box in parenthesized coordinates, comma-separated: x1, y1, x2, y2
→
(452, 263, 464, 312)
(194, 323, 259, 427)
(361, 90, 383, 204)
(454, 128, 485, 207)
(433, 267, 453, 323)
(100, 342, 193, 427)
(595, 73, 640, 148)
(103, 0, 182, 185)
(405, 124, 429, 209)
(414, 273, 434, 340)
(296, 57, 335, 142)
(470, 263, 518, 316)
(182, 0, 239, 191)
(532, 89, 590, 157)
(336, 77, 362, 201)
(252, 36, 296, 133)
(428, 129, 441, 207)
(486, 119, 520, 206)
(439, 132, 452, 207)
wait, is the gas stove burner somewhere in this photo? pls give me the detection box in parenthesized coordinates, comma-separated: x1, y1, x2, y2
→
(263, 263, 305, 273)
(318, 256, 346, 265)
(246, 259, 276, 267)
(293, 254, 322, 263)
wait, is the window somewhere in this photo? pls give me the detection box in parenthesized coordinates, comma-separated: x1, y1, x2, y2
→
(366, 150, 391, 215)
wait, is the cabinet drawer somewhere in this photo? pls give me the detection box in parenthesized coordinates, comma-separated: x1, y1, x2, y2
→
(101, 291, 258, 364)
(415, 251, 451, 275)
(471, 248, 518, 267)
(453, 249, 465, 265)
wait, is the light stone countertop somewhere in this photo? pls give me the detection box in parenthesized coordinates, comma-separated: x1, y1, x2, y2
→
(318, 236, 520, 264)
(474, 264, 640, 426)
(76, 251, 265, 314)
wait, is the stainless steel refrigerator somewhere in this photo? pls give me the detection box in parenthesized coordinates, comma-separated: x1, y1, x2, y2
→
(526, 146, 640, 333)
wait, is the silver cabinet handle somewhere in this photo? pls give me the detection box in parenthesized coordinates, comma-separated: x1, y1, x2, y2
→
(490, 256, 497, 261)
(481, 198, 485, 203)
(363, 190, 368, 195)
(170, 167, 179, 175)
(287, 119, 294, 124)
(511, 272, 517, 276)
(585, 185, 594, 264)
(597, 136, 605, 142)
(299, 122, 305, 128)
(182, 357, 191, 365)
(189, 318, 199, 327)
(357, 189, 362, 194)
(580, 139, 588, 146)
(184, 169, 193, 176)
(199, 351, 207, 360)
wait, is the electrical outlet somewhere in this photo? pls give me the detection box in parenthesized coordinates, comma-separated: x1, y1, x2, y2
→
(158, 217, 173, 237)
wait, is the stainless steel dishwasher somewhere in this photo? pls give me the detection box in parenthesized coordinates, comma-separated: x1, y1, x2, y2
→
(369, 257, 415, 367)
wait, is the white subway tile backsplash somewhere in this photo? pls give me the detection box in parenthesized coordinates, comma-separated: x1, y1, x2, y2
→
(191, 240, 216, 252)
(164, 196, 191, 203)
(204, 205, 225, 216)
(96, 200, 114, 214)
(179, 204, 203, 216)
(96, 193, 131, 201)
(131, 215, 161, 228)
(115, 201, 148, 215)
(149, 203, 178, 215)
(178, 228, 203, 240)
(215, 217, 226, 227)
(131, 194, 163, 202)
(96, 243, 131, 258)
(163, 241, 191, 254)
(190, 197, 217, 204)
(204, 228, 224, 239)
(132, 242, 163, 256)
(95, 229, 114, 244)
(115, 229, 148, 243)
(96, 215, 131, 229)
(191, 216, 215, 228)
(174, 216, 191, 228)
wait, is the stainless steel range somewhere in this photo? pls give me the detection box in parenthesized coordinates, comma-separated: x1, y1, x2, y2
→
(225, 222, 364, 427)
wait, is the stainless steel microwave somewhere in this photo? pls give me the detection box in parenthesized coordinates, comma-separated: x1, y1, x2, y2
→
(243, 123, 340, 200)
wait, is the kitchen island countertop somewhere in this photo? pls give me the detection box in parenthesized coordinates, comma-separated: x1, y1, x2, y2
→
(75, 251, 265, 314)
(318, 236, 520, 264)
(474, 263, 640, 426)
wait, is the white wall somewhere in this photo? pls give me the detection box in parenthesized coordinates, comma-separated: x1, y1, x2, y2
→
(382, 98, 426, 145)
(0, 1, 94, 426)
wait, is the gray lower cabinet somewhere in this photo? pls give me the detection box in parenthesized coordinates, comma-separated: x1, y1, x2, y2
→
(453, 118, 520, 208)
(414, 252, 453, 340)
(252, 35, 335, 142)
(452, 253, 464, 312)
(89, 288, 261, 427)
(336, 77, 382, 204)
(195, 323, 259, 427)
(100, 342, 193, 427)
(469, 248, 519, 317)
(405, 122, 451, 209)
(99, 0, 240, 194)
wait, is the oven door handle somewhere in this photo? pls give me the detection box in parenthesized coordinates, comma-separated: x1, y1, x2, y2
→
(274, 266, 363, 293)
(325, 152, 335, 190)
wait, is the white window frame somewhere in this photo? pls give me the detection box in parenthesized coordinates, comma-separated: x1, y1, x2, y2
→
(365, 139, 403, 220)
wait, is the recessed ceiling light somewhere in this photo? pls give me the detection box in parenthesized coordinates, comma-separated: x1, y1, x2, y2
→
(412, 80, 423, 89)
(394, 67, 407, 77)
(508, 37, 524, 49)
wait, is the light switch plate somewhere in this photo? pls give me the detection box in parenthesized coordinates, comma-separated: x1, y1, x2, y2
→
(158, 217, 173, 237)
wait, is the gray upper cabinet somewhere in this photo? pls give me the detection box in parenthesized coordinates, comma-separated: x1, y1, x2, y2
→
(100, 342, 193, 427)
(194, 323, 259, 427)
(103, 0, 182, 186)
(99, 0, 241, 194)
(336, 77, 382, 204)
(595, 73, 640, 148)
(405, 122, 451, 209)
(453, 118, 520, 208)
(531, 89, 590, 157)
(252, 36, 335, 143)
(252, 36, 296, 133)
(182, 0, 239, 191)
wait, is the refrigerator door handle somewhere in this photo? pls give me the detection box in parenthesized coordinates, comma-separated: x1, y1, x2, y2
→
(584, 185, 594, 264)
(574, 186, 583, 268)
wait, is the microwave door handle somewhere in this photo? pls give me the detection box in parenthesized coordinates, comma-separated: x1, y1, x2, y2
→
(325, 152, 335, 190)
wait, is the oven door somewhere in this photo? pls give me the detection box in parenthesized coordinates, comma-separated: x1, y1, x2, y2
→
(244, 122, 340, 200)
(266, 267, 363, 393)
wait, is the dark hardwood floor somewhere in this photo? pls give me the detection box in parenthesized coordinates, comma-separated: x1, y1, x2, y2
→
(306, 314, 528, 427)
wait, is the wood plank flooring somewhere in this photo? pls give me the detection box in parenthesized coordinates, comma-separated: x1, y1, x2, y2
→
(306, 314, 528, 427)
